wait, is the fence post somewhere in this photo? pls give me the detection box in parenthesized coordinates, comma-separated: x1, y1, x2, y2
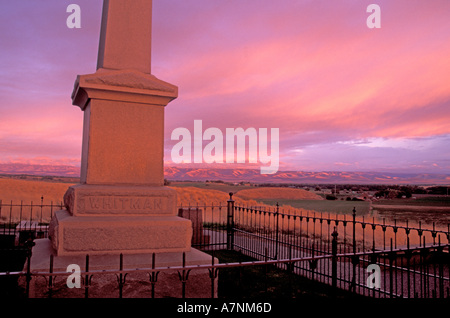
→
(150, 253, 158, 298)
(389, 239, 394, 298)
(274, 203, 279, 260)
(24, 239, 35, 298)
(227, 192, 235, 251)
(48, 254, 54, 298)
(116, 253, 127, 298)
(178, 252, 191, 298)
(351, 207, 358, 292)
(331, 227, 338, 296)
(25, 254, 31, 298)
(437, 237, 444, 298)
(209, 252, 218, 299)
(85, 254, 90, 299)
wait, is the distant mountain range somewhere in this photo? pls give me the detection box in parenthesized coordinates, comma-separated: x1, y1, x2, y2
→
(0, 163, 449, 185)
(0, 163, 81, 177)
(164, 167, 450, 185)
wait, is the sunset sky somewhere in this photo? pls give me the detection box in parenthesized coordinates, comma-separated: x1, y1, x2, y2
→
(1, 0, 450, 174)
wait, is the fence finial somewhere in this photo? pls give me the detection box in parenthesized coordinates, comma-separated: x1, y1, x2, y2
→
(332, 226, 338, 238)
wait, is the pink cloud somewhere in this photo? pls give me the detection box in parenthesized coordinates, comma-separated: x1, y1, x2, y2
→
(162, 2, 450, 150)
(1, 0, 450, 173)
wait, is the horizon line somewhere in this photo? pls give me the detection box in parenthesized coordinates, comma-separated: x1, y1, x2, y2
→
(1, 162, 450, 176)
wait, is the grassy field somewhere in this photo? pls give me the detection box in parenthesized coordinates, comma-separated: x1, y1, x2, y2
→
(171, 182, 324, 200)
(258, 199, 371, 215)
(0, 176, 74, 204)
(170, 181, 251, 194)
(234, 187, 323, 200)
(171, 186, 263, 207)
(0, 178, 316, 223)
(374, 196, 450, 207)
(371, 197, 450, 227)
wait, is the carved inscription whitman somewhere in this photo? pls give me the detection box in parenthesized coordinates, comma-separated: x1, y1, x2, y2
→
(83, 195, 167, 214)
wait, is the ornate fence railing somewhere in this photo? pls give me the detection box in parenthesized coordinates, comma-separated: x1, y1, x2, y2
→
(225, 193, 450, 298)
(0, 194, 449, 298)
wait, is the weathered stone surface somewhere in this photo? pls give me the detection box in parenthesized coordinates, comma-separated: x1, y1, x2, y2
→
(97, 0, 153, 74)
(64, 184, 177, 216)
(178, 208, 210, 245)
(71, 68, 178, 110)
(84, 69, 177, 93)
(78, 98, 166, 186)
(49, 210, 192, 256)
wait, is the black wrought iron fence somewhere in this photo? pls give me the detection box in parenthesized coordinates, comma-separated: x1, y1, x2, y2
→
(0, 199, 63, 247)
(177, 202, 228, 251)
(229, 199, 449, 259)
(0, 195, 449, 299)
(1, 238, 447, 299)
(0, 250, 345, 299)
(225, 193, 450, 298)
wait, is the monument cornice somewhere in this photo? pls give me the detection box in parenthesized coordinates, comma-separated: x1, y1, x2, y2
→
(71, 68, 178, 110)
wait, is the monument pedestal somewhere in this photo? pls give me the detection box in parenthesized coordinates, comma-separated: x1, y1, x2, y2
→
(48, 184, 193, 256)
(49, 210, 192, 256)
(25, 239, 217, 298)
(63, 184, 179, 216)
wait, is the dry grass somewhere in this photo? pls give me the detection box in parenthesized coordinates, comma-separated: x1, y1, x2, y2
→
(171, 186, 261, 207)
(0, 180, 314, 232)
(235, 187, 323, 201)
(0, 178, 312, 212)
(0, 177, 74, 205)
(170, 186, 317, 225)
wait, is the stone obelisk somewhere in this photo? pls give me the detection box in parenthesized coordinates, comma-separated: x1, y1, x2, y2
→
(25, 0, 217, 298)
(50, 0, 192, 256)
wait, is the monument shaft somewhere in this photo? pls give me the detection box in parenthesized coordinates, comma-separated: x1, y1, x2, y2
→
(97, 0, 153, 74)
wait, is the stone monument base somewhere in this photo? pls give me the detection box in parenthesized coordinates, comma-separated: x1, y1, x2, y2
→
(22, 239, 218, 298)
(49, 210, 193, 256)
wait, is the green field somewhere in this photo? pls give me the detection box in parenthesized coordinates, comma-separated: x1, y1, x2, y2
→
(170, 182, 371, 215)
(258, 199, 371, 215)
(170, 182, 450, 219)
(375, 196, 450, 207)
